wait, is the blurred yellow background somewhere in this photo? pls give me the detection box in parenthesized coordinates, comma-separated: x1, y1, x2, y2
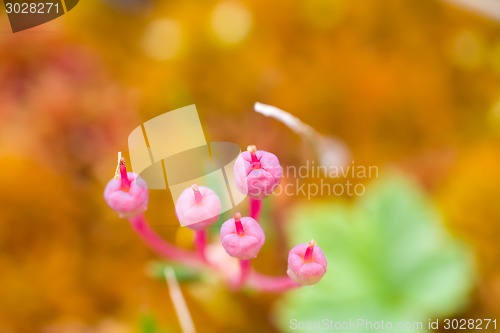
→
(0, 0, 499, 332)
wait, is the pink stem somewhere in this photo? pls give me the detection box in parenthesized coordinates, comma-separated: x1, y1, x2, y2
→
(250, 198, 262, 221)
(234, 213, 245, 235)
(250, 152, 259, 164)
(248, 271, 300, 292)
(238, 259, 251, 288)
(128, 214, 203, 269)
(119, 158, 131, 191)
(304, 244, 314, 262)
(248, 145, 261, 167)
(129, 215, 299, 292)
(194, 230, 207, 262)
(192, 184, 202, 203)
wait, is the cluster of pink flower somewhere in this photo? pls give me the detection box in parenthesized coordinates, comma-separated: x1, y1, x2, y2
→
(104, 146, 327, 292)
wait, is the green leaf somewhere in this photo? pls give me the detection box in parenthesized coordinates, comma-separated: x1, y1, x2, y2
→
(146, 261, 201, 282)
(139, 313, 172, 333)
(275, 173, 476, 333)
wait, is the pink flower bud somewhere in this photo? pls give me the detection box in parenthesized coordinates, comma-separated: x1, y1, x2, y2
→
(287, 240, 327, 285)
(234, 145, 282, 198)
(220, 213, 265, 260)
(175, 185, 221, 230)
(104, 155, 149, 218)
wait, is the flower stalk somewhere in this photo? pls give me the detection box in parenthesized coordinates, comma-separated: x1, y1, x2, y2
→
(129, 214, 203, 269)
(194, 230, 207, 262)
(105, 147, 327, 293)
(249, 198, 262, 221)
(248, 271, 300, 292)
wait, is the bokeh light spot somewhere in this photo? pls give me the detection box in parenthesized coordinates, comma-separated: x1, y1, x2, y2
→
(450, 29, 486, 71)
(210, 1, 252, 45)
(142, 19, 183, 60)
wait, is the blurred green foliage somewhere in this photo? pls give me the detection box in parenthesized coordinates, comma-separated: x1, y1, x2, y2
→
(139, 313, 172, 333)
(146, 262, 200, 283)
(276, 174, 475, 332)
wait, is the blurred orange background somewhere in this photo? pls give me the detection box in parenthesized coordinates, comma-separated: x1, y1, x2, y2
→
(0, 0, 499, 332)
